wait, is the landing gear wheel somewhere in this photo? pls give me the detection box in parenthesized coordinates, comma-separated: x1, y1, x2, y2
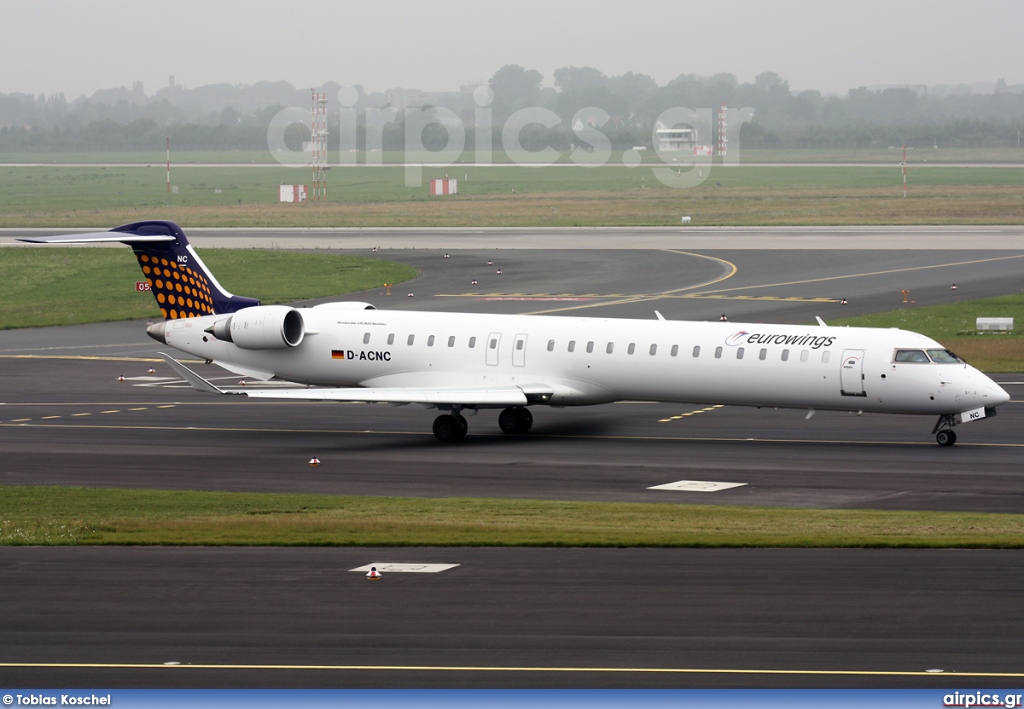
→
(519, 407, 533, 432)
(433, 414, 467, 442)
(498, 407, 532, 434)
(498, 408, 520, 434)
(936, 429, 957, 447)
(453, 414, 468, 441)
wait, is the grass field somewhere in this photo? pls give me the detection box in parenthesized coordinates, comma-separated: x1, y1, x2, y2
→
(0, 248, 417, 328)
(3, 485, 1024, 548)
(2, 163, 1023, 227)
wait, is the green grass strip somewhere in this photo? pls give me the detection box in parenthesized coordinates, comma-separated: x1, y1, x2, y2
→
(0, 248, 416, 328)
(2, 485, 1024, 548)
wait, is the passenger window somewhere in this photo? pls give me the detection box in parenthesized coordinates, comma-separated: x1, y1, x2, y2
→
(649, 344, 657, 356)
(736, 347, 744, 360)
(800, 350, 808, 362)
(387, 333, 395, 345)
(448, 336, 456, 348)
(895, 349, 930, 363)
(586, 341, 595, 353)
(547, 339, 554, 352)
(427, 335, 435, 347)
(781, 349, 789, 362)
(606, 342, 614, 354)
(715, 346, 723, 359)
(469, 336, 477, 348)
(489, 338, 498, 350)
(516, 339, 524, 351)
(693, 345, 701, 358)
(363, 332, 371, 344)
(407, 334, 415, 346)
(821, 351, 830, 363)
(759, 348, 767, 361)
(671, 345, 679, 357)
(628, 343, 636, 355)
(568, 340, 576, 353)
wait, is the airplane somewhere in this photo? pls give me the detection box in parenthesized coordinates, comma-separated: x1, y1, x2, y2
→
(22, 220, 1011, 446)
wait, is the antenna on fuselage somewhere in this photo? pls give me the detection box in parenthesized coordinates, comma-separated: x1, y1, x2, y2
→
(655, 311, 666, 321)
(815, 316, 828, 327)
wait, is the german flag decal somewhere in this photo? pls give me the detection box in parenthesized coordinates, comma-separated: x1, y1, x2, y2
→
(332, 350, 346, 359)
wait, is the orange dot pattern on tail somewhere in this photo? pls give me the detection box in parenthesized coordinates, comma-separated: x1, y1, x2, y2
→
(137, 253, 216, 320)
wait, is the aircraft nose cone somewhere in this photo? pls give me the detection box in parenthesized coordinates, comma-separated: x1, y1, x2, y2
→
(988, 382, 1011, 407)
(147, 320, 167, 344)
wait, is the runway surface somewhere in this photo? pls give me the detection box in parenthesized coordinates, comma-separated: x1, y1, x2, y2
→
(1, 228, 1023, 688)
(3, 547, 1024, 689)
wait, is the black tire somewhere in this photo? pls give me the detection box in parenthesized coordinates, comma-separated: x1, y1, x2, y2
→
(519, 407, 533, 432)
(433, 414, 460, 442)
(452, 414, 468, 441)
(936, 429, 957, 447)
(498, 407, 520, 434)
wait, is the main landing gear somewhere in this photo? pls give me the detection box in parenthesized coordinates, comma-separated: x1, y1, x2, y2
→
(431, 406, 533, 442)
(932, 414, 958, 447)
(432, 412, 468, 442)
(498, 406, 533, 434)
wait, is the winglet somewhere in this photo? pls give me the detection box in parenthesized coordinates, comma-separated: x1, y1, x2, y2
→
(159, 352, 232, 395)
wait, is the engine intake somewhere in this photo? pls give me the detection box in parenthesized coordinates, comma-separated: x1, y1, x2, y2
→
(207, 305, 304, 350)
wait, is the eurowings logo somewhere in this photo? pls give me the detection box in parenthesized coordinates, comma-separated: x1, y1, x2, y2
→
(725, 331, 750, 346)
(726, 331, 838, 350)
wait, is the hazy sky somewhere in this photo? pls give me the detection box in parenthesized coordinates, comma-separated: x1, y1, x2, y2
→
(4, 0, 1022, 98)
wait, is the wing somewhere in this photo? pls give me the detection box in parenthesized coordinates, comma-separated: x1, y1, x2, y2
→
(159, 353, 532, 407)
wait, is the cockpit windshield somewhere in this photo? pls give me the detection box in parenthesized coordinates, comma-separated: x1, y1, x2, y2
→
(894, 349, 963, 364)
(927, 349, 962, 364)
(895, 349, 930, 363)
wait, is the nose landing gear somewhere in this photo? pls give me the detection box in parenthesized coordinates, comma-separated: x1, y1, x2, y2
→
(932, 414, 958, 447)
(935, 428, 957, 447)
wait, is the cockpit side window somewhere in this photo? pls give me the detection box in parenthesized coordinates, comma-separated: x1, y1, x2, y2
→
(894, 349, 930, 363)
(927, 349, 962, 364)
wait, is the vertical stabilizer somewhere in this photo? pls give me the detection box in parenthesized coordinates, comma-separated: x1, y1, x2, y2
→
(20, 220, 260, 318)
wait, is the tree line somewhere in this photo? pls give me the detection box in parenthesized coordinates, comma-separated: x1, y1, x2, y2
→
(2, 68, 1022, 152)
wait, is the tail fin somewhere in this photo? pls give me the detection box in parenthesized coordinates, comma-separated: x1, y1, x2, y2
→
(20, 220, 259, 319)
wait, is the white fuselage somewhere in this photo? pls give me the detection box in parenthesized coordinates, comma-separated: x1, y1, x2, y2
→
(160, 307, 1009, 416)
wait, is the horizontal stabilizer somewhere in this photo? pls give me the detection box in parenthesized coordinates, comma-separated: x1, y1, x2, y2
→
(19, 232, 176, 244)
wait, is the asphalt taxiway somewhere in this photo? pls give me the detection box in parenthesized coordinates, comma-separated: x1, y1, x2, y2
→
(1, 229, 1022, 687)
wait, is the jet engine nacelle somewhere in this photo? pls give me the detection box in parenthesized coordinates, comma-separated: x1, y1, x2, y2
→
(208, 305, 304, 350)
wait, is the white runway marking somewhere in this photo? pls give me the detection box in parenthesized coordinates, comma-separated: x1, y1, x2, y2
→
(350, 563, 460, 574)
(648, 480, 748, 492)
